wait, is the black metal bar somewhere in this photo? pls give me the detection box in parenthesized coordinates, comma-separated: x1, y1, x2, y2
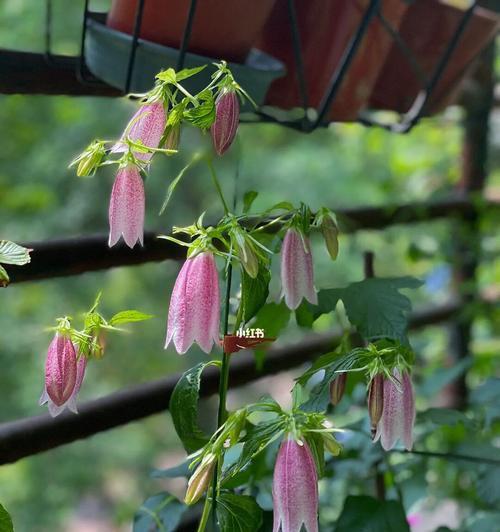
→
(0, 300, 467, 465)
(4, 195, 497, 284)
(312, 0, 381, 129)
(176, 0, 198, 71)
(124, 0, 146, 94)
(286, 0, 309, 121)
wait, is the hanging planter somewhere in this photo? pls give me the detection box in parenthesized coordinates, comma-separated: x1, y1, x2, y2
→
(368, 0, 500, 114)
(255, 0, 409, 122)
(84, 14, 285, 108)
(106, 0, 278, 64)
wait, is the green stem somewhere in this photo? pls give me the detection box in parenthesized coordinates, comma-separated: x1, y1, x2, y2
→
(210, 261, 233, 528)
(207, 158, 230, 215)
(196, 487, 213, 532)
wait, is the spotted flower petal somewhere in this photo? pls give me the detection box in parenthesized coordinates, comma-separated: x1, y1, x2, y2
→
(211, 89, 239, 156)
(43, 333, 77, 408)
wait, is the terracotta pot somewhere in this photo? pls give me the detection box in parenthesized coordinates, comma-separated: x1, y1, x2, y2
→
(369, 0, 500, 114)
(256, 0, 408, 122)
(107, 0, 277, 64)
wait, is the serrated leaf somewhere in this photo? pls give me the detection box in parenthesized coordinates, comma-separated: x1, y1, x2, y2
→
(170, 361, 219, 453)
(0, 504, 13, 532)
(184, 90, 216, 129)
(336, 495, 409, 532)
(156, 68, 177, 84)
(109, 310, 154, 325)
(133, 492, 186, 532)
(0, 240, 31, 266)
(217, 493, 263, 532)
(175, 65, 206, 81)
(239, 267, 270, 325)
(243, 191, 258, 213)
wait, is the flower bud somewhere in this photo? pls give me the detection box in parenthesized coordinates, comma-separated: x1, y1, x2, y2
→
(238, 241, 259, 279)
(329, 373, 347, 406)
(164, 124, 181, 151)
(44, 332, 77, 407)
(211, 88, 239, 156)
(321, 215, 339, 260)
(322, 434, 342, 456)
(184, 454, 216, 506)
(368, 373, 384, 428)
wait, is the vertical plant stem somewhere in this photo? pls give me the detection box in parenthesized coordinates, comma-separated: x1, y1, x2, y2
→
(197, 484, 213, 532)
(207, 158, 230, 215)
(209, 261, 233, 528)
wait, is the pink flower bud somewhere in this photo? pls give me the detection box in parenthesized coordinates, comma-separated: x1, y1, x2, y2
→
(330, 373, 347, 406)
(40, 353, 87, 417)
(165, 251, 220, 354)
(373, 368, 415, 451)
(273, 438, 318, 532)
(280, 229, 317, 310)
(211, 89, 239, 156)
(108, 164, 145, 248)
(112, 102, 166, 162)
(42, 333, 77, 409)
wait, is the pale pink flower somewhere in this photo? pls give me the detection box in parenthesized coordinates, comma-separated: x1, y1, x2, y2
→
(112, 102, 166, 162)
(165, 251, 220, 354)
(41, 333, 77, 412)
(211, 89, 239, 156)
(108, 164, 145, 248)
(40, 354, 87, 418)
(374, 368, 415, 451)
(273, 438, 318, 532)
(280, 229, 317, 310)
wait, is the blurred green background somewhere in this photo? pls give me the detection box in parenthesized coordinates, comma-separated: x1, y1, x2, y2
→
(0, 1, 498, 531)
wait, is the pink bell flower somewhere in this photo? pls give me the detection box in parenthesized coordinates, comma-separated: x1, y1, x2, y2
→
(211, 89, 239, 156)
(165, 251, 220, 354)
(41, 333, 77, 413)
(108, 164, 145, 248)
(40, 353, 87, 418)
(273, 437, 319, 532)
(112, 102, 166, 162)
(374, 368, 415, 451)
(280, 229, 317, 310)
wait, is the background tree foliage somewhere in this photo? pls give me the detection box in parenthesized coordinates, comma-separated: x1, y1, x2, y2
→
(0, 1, 498, 531)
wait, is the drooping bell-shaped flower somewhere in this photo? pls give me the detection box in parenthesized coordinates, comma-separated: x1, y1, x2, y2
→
(211, 88, 239, 156)
(165, 251, 220, 354)
(374, 368, 415, 451)
(40, 353, 87, 417)
(112, 102, 166, 162)
(273, 438, 319, 532)
(41, 333, 77, 411)
(280, 228, 317, 310)
(108, 164, 145, 248)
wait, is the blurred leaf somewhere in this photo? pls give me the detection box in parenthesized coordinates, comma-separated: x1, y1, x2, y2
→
(419, 408, 474, 428)
(242, 191, 258, 213)
(419, 358, 472, 397)
(217, 493, 263, 532)
(169, 361, 219, 453)
(252, 302, 290, 369)
(239, 267, 270, 325)
(0, 240, 31, 265)
(477, 467, 500, 506)
(109, 310, 154, 325)
(0, 504, 13, 532)
(133, 492, 186, 532)
(151, 460, 191, 479)
(335, 495, 409, 532)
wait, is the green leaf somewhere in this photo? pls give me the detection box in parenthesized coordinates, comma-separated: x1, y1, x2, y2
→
(477, 467, 500, 506)
(419, 358, 472, 397)
(418, 408, 474, 428)
(0, 504, 13, 532)
(336, 495, 409, 532)
(217, 493, 263, 532)
(0, 240, 31, 266)
(175, 65, 206, 82)
(156, 68, 177, 84)
(160, 154, 202, 214)
(150, 460, 191, 479)
(304, 432, 325, 478)
(184, 90, 216, 129)
(239, 267, 271, 325)
(109, 310, 154, 325)
(0, 265, 9, 287)
(169, 361, 219, 453)
(243, 191, 258, 213)
(133, 492, 186, 532)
